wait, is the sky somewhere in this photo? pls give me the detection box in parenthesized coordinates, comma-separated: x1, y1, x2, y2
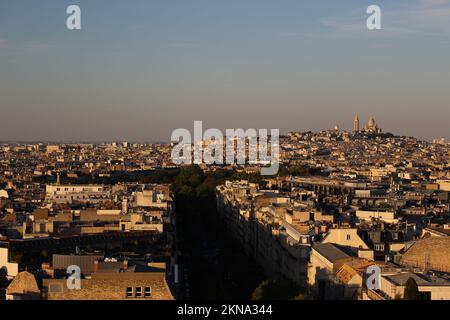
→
(0, 0, 449, 142)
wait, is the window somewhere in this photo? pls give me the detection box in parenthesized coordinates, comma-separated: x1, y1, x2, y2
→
(419, 291, 431, 300)
(346, 234, 351, 240)
(392, 233, 398, 240)
(126, 287, 133, 298)
(144, 287, 151, 298)
(135, 287, 142, 297)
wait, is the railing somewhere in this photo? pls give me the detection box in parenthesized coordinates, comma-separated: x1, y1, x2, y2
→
(367, 289, 387, 300)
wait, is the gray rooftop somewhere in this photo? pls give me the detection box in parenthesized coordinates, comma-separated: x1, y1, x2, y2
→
(313, 243, 350, 263)
(384, 272, 450, 286)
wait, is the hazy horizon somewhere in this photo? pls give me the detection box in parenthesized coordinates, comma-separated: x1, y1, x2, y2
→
(1, 0, 449, 142)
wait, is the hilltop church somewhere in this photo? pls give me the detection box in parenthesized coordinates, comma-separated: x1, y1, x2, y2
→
(353, 113, 382, 133)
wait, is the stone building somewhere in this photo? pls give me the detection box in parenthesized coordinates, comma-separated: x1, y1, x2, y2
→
(6, 271, 41, 300)
(42, 263, 173, 300)
(399, 237, 450, 273)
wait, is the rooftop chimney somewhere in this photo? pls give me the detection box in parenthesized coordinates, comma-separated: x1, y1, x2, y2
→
(94, 259, 100, 273)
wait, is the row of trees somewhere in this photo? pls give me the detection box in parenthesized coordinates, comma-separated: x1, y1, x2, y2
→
(171, 165, 315, 299)
(172, 165, 264, 299)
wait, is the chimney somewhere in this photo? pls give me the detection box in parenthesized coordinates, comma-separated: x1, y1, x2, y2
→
(123, 260, 128, 270)
(94, 259, 100, 273)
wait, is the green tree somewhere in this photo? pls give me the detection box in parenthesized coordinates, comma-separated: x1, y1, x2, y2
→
(173, 165, 205, 192)
(291, 293, 308, 300)
(252, 279, 300, 300)
(40, 249, 49, 260)
(403, 277, 420, 300)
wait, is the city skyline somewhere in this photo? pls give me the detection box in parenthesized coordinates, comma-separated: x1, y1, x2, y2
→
(1, 0, 450, 142)
(2, 0, 450, 306)
(0, 113, 444, 144)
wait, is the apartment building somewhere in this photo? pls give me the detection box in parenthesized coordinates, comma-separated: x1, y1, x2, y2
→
(45, 184, 111, 204)
(42, 263, 173, 300)
(217, 181, 311, 289)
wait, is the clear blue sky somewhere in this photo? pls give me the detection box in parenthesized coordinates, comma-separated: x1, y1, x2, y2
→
(0, 0, 449, 141)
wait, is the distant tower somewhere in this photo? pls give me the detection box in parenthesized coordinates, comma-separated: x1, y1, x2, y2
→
(368, 115, 376, 130)
(122, 197, 128, 214)
(353, 113, 359, 132)
(366, 115, 381, 133)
